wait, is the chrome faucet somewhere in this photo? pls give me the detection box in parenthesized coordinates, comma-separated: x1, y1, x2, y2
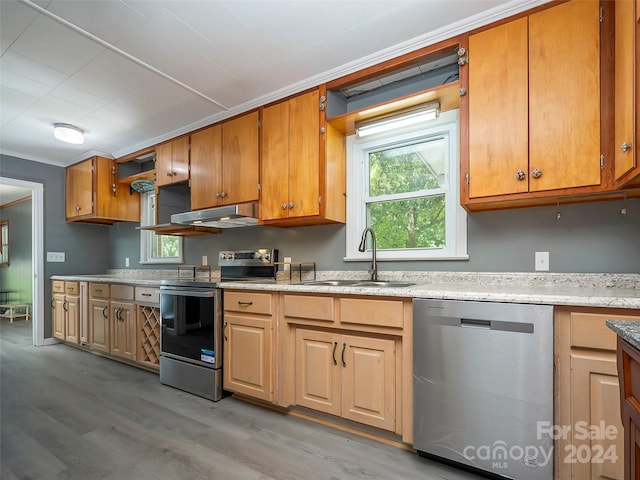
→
(358, 227, 377, 281)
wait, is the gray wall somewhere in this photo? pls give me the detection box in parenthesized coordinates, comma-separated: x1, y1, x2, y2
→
(1, 154, 111, 337)
(110, 197, 640, 274)
(0, 199, 32, 305)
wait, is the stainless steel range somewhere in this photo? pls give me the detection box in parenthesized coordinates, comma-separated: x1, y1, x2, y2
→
(159, 248, 278, 401)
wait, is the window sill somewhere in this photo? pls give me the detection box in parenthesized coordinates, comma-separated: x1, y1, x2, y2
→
(343, 255, 469, 262)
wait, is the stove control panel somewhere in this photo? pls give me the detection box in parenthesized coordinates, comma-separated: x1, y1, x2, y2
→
(218, 249, 277, 266)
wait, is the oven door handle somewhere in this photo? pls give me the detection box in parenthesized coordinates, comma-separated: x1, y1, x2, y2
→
(159, 289, 216, 298)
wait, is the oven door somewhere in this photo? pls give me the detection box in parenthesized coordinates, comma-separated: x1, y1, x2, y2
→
(159, 287, 222, 369)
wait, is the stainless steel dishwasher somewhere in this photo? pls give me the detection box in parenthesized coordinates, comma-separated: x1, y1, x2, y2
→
(413, 299, 554, 480)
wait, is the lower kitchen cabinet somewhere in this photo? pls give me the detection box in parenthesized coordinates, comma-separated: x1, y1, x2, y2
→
(295, 328, 396, 431)
(110, 285, 137, 361)
(89, 298, 110, 353)
(137, 305, 160, 369)
(555, 307, 640, 480)
(51, 280, 80, 344)
(223, 291, 274, 402)
(615, 336, 640, 480)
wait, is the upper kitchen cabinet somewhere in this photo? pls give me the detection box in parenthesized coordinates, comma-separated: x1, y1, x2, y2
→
(462, 0, 612, 210)
(260, 88, 346, 226)
(155, 136, 189, 187)
(190, 110, 259, 209)
(614, 0, 640, 188)
(66, 156, 140, 224)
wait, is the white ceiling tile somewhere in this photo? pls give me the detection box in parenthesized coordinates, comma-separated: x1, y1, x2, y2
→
(0, 68, 52, 98)
(24, 94, 93, 125)
(235, 22, 302, 68)
(201, 38, 267, 78)
(0, 86, 39, 127)
(81, 50, 157, 93)
(0, 0, 39, 41)
(49, 82, 108, 112)
(222, 1, 288, 27)
(163, 1, 239, 44)
(0, 51, 68, 88)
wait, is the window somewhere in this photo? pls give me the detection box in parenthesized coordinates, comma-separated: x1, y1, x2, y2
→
(346, 109, 467, 261)
(0, 221, 8, 266)
(140, 192, 183, 264)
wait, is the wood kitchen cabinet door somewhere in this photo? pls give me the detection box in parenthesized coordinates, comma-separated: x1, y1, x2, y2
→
(155, 137, 189, 187)
(221, 111, 259, 205)
(467, 17, 529, 198)
(261, 100, 291, 221)
(65, 294, 80, 345)
(65, 158, 93, 218)
(223, 314, 273, 402)
(260, 88, 345, 225)
(570, 354, 623, 480)
(110, 302, 136, 361)
(341, 335, 396, 431)
(528, 0, 601, 192)
(295, 328, 341, 416)
(89, 298, 110, 353)
(614, 0, 640, 187)
(52, 292, 65, 340)
(463, 0, 606, 208)
(190, 124, 222, 210)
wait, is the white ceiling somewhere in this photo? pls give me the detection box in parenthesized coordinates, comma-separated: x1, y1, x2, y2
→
(0, 184, 32, 206)
(0, 0, 548, 168)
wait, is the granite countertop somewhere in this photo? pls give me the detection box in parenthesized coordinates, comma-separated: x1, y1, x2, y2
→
(51, 271, 640, 309)
(607, 320, 640, 351)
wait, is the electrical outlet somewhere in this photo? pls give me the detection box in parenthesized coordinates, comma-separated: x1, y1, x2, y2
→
(46, 251, 65, 262)
(535, 252, 549, 272)
(284, 256, 292, 271)
(202, 255, 208, 266)
(125, 257, 130, 267)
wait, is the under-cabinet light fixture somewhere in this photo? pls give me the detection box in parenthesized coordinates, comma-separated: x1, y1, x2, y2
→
(355, 101, 440, 138)
(53, 123, 84, 144)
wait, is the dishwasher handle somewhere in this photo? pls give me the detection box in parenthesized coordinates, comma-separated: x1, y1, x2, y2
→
(460, 318, 534, 334)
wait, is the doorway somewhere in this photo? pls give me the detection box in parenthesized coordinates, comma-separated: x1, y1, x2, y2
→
(0, 177, 45, 346)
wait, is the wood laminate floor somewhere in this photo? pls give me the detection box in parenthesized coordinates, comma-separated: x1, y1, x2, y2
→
(1, 320, 486, 480)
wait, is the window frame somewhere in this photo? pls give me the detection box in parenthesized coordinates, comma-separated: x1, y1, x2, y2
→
(345, 109, 467, 262)
(139, 192, 183, 265)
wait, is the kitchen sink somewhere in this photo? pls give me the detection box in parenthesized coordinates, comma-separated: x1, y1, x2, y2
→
(302, 279, 363, 286)
(352, 281, 415, 288)
(303, 279, 415, 288)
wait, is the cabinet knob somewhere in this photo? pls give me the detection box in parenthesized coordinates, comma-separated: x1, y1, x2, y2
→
(216, 193, 221, 198)
(458, 87, 467, 96)
(319, 103, 325, 111)
(281, 203, 287, 210)
(166, 171, 173, 177)
(531, 168, 542, 179)
(288, 202, 294, 209)
(75, 205, 81, 211)
(220, 191, 226, 198)
(320, 127, 326, 134)
(516, 170, 526, 181)
(621, 142, 632, 153)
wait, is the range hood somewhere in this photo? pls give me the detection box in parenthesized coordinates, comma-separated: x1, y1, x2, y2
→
(171, 203, 259, 229)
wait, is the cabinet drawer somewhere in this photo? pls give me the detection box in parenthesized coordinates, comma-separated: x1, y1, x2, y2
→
(89, 283, 109, 299)
(52, 280, 65, 293)
(340, 298, 404, 328)
(283, 295, 334, 322)
(64, 281, 79, 295)
(110, 284, 134, 301)
(135, 286, 159, 305)
(224, 291, 273, 315)
(571, 312, 640, 351)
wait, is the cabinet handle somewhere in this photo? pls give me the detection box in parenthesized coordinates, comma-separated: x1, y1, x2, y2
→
(341, 342, 346, 368)
(116, 307, 122, 321)
(51, 299, 55, 308)
(166, 171, 173, 177)
(141, 293, 152, 297)
(516, 170, 526, 181)
(216, 192, 221, 198)
(220, 191, 226, 198)
(332, 341, 338, 366)
(63, 300, 68, 312)
(75, 205, 81, 212)
(531, 168, 542, 179)
(102, 306, 108, 319)
(281, 203, 287, 210)
(288, 202, 294, 209)
(223, 322, 228, 341)
(621, 142, 632, 153)
(238, 301, 253, 307)
(96, 288, 102, 293)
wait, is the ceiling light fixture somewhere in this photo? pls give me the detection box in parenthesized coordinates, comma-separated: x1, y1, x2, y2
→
(53, 123, 85, 144)
(356, 101, 441, 138)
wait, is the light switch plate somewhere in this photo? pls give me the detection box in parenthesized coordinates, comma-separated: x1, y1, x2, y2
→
(47, 251, 65, 262)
